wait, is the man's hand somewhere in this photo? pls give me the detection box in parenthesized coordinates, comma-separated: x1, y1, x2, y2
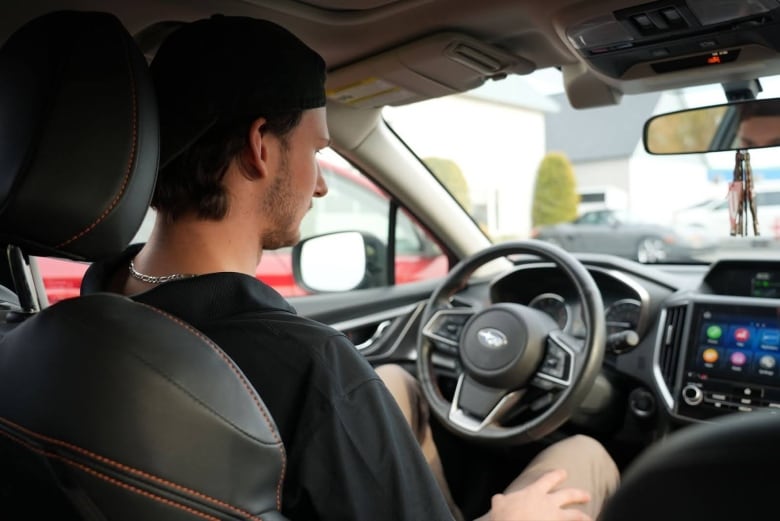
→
(488, 469, 592, 521)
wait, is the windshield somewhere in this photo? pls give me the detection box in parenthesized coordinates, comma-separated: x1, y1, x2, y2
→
(384, 70, 780, 264)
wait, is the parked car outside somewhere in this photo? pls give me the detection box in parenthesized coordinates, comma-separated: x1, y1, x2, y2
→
(532, 209, 718, 263)
(36, 155, 447, 303)
(673, 181, 780, 238)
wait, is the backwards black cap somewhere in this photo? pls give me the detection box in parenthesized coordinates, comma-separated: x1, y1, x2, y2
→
(151, 15, 327, 169)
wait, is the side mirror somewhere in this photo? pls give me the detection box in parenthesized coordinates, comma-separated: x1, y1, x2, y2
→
(292, 231, 388, 293)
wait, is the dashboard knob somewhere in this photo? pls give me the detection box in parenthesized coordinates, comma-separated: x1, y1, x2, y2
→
(682, 384, 704, 406)
(629, 387, 656, 418)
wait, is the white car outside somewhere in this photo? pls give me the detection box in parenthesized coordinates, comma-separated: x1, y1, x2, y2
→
(673, 181, 780, 238)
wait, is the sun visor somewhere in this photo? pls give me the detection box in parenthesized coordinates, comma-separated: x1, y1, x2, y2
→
(326, 32, 535, 108)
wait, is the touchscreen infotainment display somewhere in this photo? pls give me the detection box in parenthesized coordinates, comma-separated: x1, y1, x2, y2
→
(690, 304, 780, 385)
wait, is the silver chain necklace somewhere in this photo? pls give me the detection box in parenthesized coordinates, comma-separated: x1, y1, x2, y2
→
(128, 259, 196, 284)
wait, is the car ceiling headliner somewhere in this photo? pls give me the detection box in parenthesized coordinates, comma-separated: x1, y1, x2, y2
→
(3, 0, 780, 109)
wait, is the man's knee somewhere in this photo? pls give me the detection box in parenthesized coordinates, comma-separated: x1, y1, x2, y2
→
(374, 364, 429, 438)
(375, 363, 415, 388)
(564, 435, 614, 463)
(562, 435, 620, 491)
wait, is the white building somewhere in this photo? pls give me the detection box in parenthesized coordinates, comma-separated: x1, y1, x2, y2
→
(384, 76, 557, 240)
(546, 91, 714, 226)
(386, 75, 767, 239)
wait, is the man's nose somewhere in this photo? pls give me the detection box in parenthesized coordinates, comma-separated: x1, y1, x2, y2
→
(314, 167, 328, 197)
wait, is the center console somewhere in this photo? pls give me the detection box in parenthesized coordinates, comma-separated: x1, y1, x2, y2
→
(676, 301, 780, 420)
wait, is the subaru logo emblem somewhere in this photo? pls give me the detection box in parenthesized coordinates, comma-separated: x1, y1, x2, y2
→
(477, 328, 508, 349)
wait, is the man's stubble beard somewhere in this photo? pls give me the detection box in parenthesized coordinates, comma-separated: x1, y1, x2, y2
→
(261, 148, 300, 250)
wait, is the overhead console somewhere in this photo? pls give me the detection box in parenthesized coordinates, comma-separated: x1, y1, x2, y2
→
(565, 0, 780, 80)
(552, 0, 780, 107)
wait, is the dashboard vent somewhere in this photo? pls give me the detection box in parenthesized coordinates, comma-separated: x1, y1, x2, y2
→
(658, 304, 687, 387)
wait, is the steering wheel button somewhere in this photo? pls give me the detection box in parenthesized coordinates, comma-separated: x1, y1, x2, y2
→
(532, 377, 557, 391)
(540, 352, 566, 379)
(545, 366, 565, 379)
(435, 341, 458, 354)
(436, 322, 458, 341)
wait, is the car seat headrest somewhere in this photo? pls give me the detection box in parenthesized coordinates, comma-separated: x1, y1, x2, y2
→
(0, 10, 158, 261)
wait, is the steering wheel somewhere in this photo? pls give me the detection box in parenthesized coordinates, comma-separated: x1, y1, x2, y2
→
(417, 240, 606, 445)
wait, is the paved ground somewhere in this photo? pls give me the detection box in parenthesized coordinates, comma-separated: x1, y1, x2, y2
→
(697, 237, 780, 262)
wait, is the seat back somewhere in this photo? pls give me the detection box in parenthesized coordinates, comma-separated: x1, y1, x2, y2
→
(600, 411, 780, 521)
(0, 11, 287, 520)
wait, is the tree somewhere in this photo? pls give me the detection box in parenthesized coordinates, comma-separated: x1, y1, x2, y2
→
(531, 152, 579, 227)
(423, 157, 472, 212)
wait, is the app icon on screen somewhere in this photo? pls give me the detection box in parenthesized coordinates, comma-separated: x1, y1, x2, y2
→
(730, 351, 747, 367)
(706, 325, 723, 340)
(760, 329, 780, 351)
(759, 354, 777, 370)
(702, 348, 719, 364)
(734, 328, 751, 343)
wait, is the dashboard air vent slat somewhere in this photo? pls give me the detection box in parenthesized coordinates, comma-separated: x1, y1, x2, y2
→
(659, 305, 686, 387)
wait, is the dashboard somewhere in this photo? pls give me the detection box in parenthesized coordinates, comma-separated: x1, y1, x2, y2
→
(656, 260, 780, 423)
(341, 252, 780, 438)
(490, 263, 653, 353)
(486, 256, 780, 428)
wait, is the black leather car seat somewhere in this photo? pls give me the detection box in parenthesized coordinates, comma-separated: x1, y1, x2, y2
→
(0, 11, 287, 520)
(600, 410, 780, 521)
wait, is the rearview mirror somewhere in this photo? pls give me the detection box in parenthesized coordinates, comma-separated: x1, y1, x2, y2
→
(644, 98, 780, 155)
(292, 231, 388, 293)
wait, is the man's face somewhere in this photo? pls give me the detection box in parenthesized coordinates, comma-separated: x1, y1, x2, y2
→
(261, 107, 330, 250)
(737, 116, 780, 149)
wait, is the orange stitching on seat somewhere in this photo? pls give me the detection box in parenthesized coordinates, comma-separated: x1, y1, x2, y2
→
(139, 304, 287, 511)
(55, 30, 139, 249)
(0, 416, 263, 521)
(0, 427, 227, 521)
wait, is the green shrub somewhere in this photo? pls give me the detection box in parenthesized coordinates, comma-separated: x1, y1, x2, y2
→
(531, 152, 579, 227)
(424, 157, 472, 212)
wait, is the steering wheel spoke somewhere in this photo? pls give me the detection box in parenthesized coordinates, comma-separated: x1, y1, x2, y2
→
(532, 331, 581, 390)
(448, 373, 524, 433)
(421, 308, 474, 352)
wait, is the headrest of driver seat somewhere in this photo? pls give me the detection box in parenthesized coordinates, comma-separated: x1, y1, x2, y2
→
(0, 10, 158, 261)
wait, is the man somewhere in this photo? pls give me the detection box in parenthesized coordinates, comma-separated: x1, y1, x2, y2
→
(82, 15, 617, 521)
(736, 100, 780, 149)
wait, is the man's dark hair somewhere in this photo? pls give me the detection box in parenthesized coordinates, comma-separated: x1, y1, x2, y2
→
(737, 98, 780, 121)
(149, 16, 326, 220)
(152, 111, 302, 220)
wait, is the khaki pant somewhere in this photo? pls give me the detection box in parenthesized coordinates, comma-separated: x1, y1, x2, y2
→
(375, 364, 620, 521)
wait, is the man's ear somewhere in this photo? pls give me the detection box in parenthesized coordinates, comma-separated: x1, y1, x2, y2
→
(243, 116, 269, 179)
